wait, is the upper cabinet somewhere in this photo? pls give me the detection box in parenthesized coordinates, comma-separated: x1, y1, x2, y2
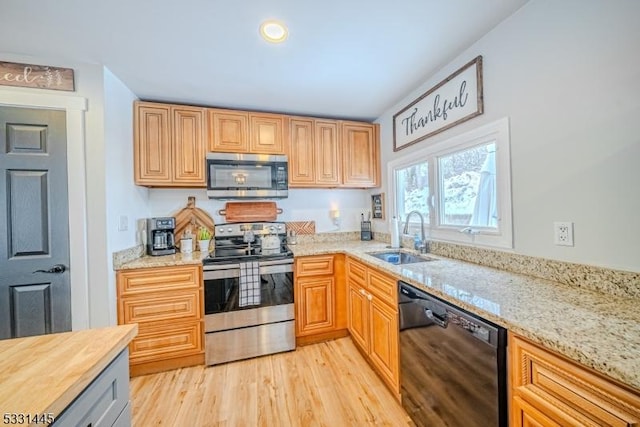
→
(207, 109, 286, 154)
(341, 121, 380, 188)
(207, 109, 248, 153)
(249, 112, 286, 154)
(134, 101, 379, 188)
(288, 119, 379, 188)
(289, 118, 341, 187)
(134, 101, 206, 187)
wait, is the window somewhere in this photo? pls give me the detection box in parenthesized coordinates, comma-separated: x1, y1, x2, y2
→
(389, 118, 512, 249)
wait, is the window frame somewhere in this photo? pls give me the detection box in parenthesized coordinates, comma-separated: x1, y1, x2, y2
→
(388, 117, 513, 249)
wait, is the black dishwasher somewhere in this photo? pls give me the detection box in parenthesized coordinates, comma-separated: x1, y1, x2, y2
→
(398, 281, 507, 427)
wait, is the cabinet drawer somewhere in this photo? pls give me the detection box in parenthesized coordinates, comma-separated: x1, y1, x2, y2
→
(119, 290, 201, 324)
(510, 334, 640, 427)
(367, 268, 397, 306)
(296, 255, 334, 277)
(53, 349, 130, 427)
(117, 265, 201, 296)
(346, 257, 367, 286)
(130, 320, 203, 364)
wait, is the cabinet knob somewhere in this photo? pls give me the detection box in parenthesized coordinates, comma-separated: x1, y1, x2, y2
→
(359, 289, 366, 295)
(367, 294, 373, 301)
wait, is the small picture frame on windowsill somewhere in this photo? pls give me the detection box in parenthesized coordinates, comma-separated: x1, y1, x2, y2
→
(371, 193, 385, 220)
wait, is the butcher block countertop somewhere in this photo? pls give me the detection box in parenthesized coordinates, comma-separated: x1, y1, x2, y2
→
(291, 241, 640, 393)
(0, 324, 137, 422)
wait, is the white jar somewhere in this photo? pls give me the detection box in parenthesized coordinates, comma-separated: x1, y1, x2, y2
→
(180, 238, 193, 254)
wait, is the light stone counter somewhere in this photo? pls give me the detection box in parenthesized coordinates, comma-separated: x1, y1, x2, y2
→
(290, 241, 640, 392)
(114, 251, 209, 270)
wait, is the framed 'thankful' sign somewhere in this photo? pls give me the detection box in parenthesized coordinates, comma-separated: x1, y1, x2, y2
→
(393, 56, 483, 151)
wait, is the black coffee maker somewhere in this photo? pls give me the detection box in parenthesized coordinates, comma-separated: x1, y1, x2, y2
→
(146, 217, 176, 256)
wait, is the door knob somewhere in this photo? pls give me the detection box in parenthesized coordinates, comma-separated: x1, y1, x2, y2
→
(32, 264, 67, 274)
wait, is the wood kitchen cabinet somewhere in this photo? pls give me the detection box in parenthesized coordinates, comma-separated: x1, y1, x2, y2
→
(294, 254, 347, 345)
(288, 118, 340, 187)
(134, 101, 206, 187)
(288, 119, 379, 188)
(509, 333, 640, 426)
(346, 256, 399, 397)
(341, 121, 380, 188)
(116, 264, 204, 376)
(208, 108, 286, 154)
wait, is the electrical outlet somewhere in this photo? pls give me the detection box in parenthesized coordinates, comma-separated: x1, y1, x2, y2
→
(553, 221, 574, 246)
(118, 215, 129, 232)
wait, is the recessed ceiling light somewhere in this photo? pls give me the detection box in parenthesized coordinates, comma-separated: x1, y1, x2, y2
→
(259, 20, 288, 43)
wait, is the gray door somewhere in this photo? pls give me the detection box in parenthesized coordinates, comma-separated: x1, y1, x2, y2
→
(0, 106, 71, 339)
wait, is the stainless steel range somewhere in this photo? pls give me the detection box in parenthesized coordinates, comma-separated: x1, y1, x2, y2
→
(202, 221, 294, 365)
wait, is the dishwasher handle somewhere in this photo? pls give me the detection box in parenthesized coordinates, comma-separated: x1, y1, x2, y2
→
(425, 308, 447, 328)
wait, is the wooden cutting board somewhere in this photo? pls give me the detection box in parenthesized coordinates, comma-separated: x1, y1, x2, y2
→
(219, 201, 282, 223)
(172, 196, 215, 246)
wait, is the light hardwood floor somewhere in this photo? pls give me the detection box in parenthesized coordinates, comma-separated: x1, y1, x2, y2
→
(130, 337, 413, 426)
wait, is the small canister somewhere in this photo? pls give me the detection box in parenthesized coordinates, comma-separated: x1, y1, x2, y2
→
(180, 237, 193, 254)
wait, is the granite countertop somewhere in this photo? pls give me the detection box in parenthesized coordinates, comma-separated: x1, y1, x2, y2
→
(115, 251, 209, 270)
(0, 324, 138, 421)
(114, 240, 640, 392)
(290, 241, 640, 393)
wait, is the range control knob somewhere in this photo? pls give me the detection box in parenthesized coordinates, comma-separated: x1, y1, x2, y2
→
(227, 227, 233, 232)
(217, 227, 224, 233)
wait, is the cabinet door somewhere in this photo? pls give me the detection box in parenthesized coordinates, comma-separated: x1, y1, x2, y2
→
(208, 109, 249, 152)
(315, 120, 340, 185)
(341, 121, 379, 187)
(288, 118, 316, 186)
(511, 396, 563, 427)
(369, 297, 399, 393)
(172, 107, 206, 186)
(295, 276, 335, 336)
(250, 113, 285, 154)
(134, 103, 171, 185)
(347, 282, 369, 353)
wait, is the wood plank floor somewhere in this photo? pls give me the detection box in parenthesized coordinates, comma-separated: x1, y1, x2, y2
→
(130, 337, 413, 426)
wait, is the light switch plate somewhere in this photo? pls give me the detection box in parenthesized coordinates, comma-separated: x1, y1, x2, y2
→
(118, 215, 129, 231)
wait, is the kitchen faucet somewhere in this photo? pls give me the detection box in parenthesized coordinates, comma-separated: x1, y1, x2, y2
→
(402, 210, 428, 253)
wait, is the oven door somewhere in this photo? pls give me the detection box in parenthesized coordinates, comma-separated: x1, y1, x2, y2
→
(206, 152, 288, 199)
(203, 261, 293, 314)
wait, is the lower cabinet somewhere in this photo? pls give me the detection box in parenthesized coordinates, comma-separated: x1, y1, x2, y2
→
(116, 264, 204, 376)
(294, 254, 348, 345)
(346, 256, 400, 397)
(53, 349, 131, 426)
(510, 333, 640, 426)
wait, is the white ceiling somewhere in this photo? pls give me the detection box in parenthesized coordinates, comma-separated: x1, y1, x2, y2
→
(0, 0, 528, 121)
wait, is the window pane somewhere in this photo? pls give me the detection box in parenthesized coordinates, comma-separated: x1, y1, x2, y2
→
(395, 162, 429, 223)
(438, 142, 496, 228)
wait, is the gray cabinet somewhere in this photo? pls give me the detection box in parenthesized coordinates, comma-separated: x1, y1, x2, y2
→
(53, 349, 131, 427)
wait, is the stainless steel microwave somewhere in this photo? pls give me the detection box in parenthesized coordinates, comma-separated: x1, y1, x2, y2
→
(206, 152, 288, 199)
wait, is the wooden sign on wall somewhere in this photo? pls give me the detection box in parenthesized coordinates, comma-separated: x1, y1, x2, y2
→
(393, 56, 483, 151)
(0, 61, 75, 92)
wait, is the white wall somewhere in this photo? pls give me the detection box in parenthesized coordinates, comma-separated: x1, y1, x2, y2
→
(375, 0, 640, 272)
(146, 188, 369, 234)
(104, 68, 149, 324)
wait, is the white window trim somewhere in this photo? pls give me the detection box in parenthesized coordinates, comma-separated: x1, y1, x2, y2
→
(388, 117, 513, 249)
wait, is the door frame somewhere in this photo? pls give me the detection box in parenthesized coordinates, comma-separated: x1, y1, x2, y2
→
(0, 89, 90, 330)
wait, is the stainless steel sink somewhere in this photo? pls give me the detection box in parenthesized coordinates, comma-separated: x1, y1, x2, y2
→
(367, 251, 436, 265)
